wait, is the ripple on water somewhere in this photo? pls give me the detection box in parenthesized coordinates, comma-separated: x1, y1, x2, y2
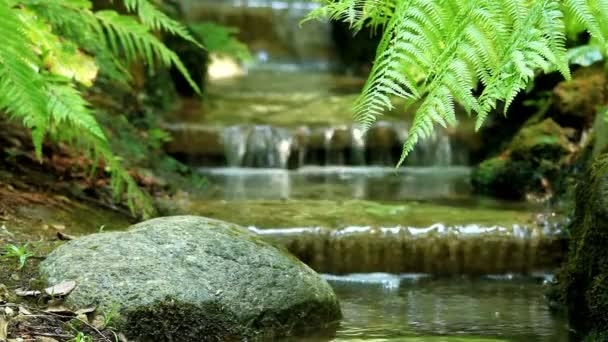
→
(322, 274, 570, 342)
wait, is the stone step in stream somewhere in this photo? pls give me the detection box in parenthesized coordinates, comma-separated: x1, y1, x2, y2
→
(249, 224, 567, 275)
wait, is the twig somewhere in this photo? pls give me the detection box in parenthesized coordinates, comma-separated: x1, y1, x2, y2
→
(34, 331, 73, 338)
(10, 305, 112, 342)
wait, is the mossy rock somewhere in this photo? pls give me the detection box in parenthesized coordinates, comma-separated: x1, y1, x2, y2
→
(509, 118, 574, 160)
(554, 155, 608, 341)
(472, 118, 574, 199)
(40, 216, 341, 341)
(552, 65, 607, 129)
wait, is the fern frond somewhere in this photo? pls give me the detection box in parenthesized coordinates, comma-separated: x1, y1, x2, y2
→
(121, 0, 202, 47)
(0, 0, 158, 217)
(0, 0, 49, 157)
(476, 0, 569, 129)
(45, 80, 155, 217)
(309, 0, 602, 166)
(20, 0, 132, 84)
(563, 0, 608, 46)
(46, 81, 106, 141)
(20, 0, 96, 32)
(95, 10, 200, 93)
(303, 0, 396, 33)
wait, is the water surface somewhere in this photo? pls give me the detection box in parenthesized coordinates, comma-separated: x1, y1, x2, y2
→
(325, 274, 569, 342)
(198, 166, 473, 202)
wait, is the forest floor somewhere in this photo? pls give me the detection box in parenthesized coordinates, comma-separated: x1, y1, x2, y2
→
(0, 120, 153, 341)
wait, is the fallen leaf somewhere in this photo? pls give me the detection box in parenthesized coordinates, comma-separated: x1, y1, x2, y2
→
(44, 306, 75, 316)
(0, 283, 9, 298)
(18, 306, 32, 315)
(117, 332, 131, 342)
(45, 280, 76, 297)
(57, 232, 76, 241)
(76, 313, 88, 323)
(91, 315, 105, 329)
(75, 307, 96, 315)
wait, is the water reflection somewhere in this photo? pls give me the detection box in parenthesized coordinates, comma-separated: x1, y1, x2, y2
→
(326, 274, 570, 341)
(198, 166, 472, 201)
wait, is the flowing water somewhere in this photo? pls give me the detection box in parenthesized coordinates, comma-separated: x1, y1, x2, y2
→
(163, 1, 571, 339)
(166, 166, 571, 341)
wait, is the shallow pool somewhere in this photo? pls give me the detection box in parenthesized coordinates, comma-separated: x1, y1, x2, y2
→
(323, 274, 569, 342)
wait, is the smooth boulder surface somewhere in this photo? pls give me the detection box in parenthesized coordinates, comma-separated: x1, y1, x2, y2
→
(40, 216, 341, 341)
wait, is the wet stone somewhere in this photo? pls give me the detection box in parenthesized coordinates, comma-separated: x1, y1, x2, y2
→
(40, 216, 341, 341)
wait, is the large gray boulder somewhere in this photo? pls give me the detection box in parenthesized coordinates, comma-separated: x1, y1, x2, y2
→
(40, 216, 341, 341)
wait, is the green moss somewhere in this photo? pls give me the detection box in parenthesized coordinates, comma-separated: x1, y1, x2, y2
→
(471, 157, 515, 197)
(552, 65, 607, 129)
(509, 118, 573, 160)
(554, 154, 608, 340)
(472, 119, 574, 199)
(121, 297, 243, 341)
(122, 294, 340, 341)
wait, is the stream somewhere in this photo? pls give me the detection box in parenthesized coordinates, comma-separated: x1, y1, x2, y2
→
(160, 58, 571, 340)
(25, 0, 571, 338)
(327, 273, 569, 341)
(175, 166, 570, 340)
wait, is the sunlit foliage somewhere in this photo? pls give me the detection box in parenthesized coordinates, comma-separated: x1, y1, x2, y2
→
(0, 0, 201, 217)
(306, 0, 608, 165)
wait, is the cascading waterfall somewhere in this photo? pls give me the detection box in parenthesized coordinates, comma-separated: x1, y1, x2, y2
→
(323, 127, 336, 166)
(218, 122, 461, 168)
(222, 125, 293, 168)
(222, 126, 248, 166)
(178, 0, 331, 69)
(350, 124, 366, 165)
(166, 1, 468, 169)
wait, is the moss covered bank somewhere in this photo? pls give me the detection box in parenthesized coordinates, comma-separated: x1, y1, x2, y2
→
(553, 154, 608, 341)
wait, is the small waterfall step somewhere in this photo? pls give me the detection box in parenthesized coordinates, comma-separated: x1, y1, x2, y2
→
(167, 195, 568, 276)
(249, 224, 567, 275)
(165, 122, 470, 168)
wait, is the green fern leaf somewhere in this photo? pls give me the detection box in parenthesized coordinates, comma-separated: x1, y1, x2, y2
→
(121, 0, 202, 48)
(45, 81, 106, 141)
(309, 0, 593, 165)
(45, 79, 155, 218)
(95, 10, 200, 93)
(0, 0, 49, 157)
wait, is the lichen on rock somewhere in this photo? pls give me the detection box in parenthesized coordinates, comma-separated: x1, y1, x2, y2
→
(39, 216, 341, 341)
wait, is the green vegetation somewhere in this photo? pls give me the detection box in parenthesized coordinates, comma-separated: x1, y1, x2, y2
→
(0, 0, 201, 217)
(472, 118, 574, 199)
(71, 331, 93, 342)
(2, 243, 34, 269)
(103, 303, 120, 328)
(306, 0, 608, 164)
(553, 154, 608, 340)
(188, 22, 252, 62)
